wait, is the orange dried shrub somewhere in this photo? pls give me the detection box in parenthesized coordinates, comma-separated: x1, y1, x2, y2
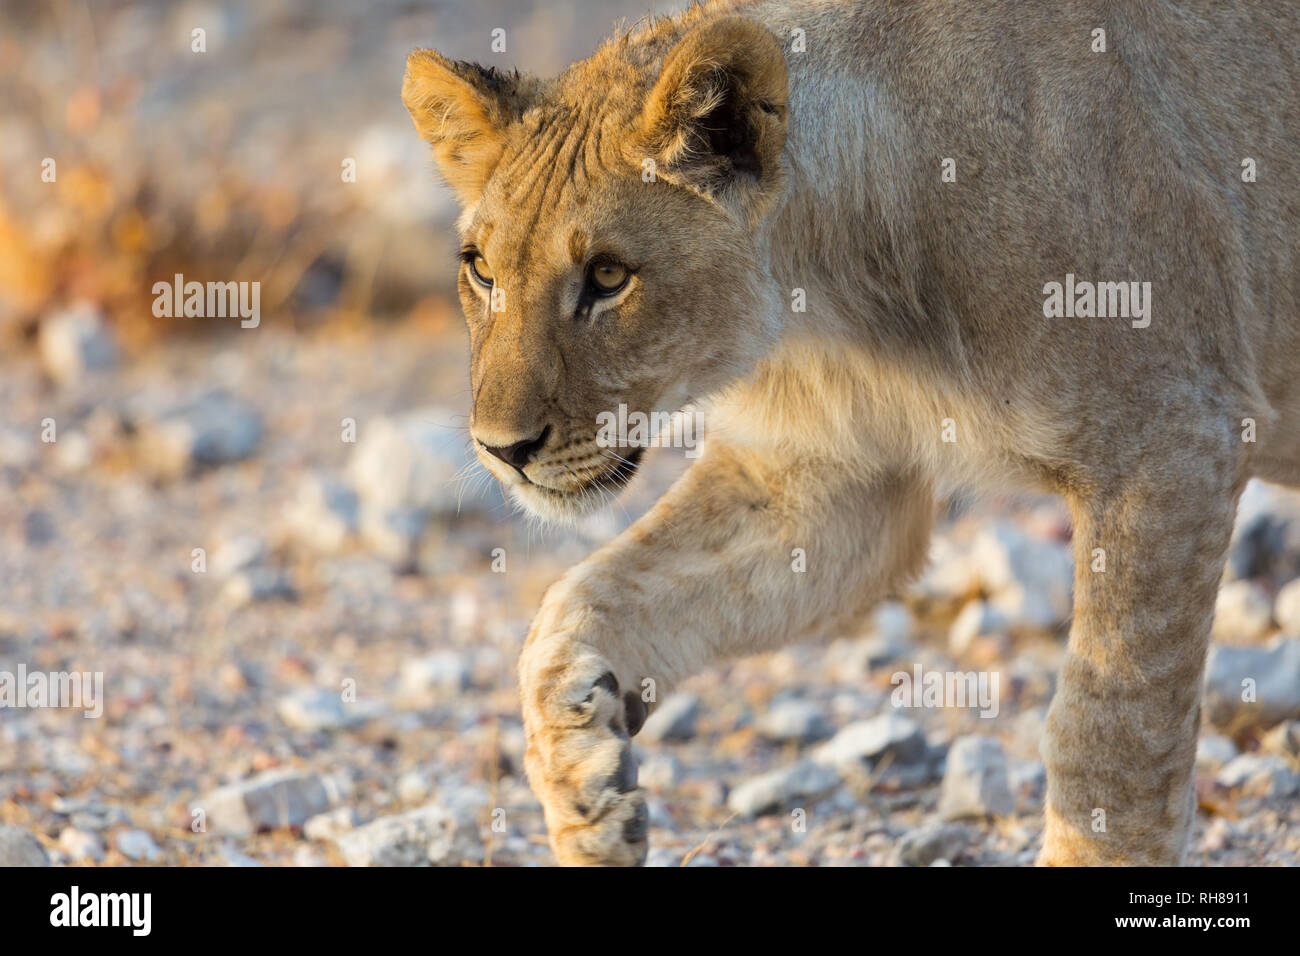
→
(0, 200, 54, 340)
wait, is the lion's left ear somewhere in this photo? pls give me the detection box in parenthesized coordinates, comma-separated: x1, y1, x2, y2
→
(636, 16, 789, 222)
(402, 50, 536, 204)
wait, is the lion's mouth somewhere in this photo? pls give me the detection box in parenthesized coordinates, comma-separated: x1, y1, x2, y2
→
(598, 445, 645, 489)
(525, 445, 646, 499)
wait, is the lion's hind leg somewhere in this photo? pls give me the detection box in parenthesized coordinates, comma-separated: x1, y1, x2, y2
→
(1039, 419, 1247, 865)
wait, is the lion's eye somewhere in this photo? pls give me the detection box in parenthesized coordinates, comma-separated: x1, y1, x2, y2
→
(468, 254, 494, 287)
(588, 262, 629, 296)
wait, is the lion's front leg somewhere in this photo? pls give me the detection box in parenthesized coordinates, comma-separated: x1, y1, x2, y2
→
(519, 445, 935, 865)
(518, 612, 651, 866)
(1040, 443, 1246, 866)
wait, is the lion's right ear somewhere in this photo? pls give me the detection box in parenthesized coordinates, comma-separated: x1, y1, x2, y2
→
(402, 50, 533, 204)
(635, 16, 788, 224)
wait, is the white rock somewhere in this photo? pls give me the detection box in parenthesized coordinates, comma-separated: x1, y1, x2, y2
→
(896, 822, 969, 867)
(401, 651, 472, 696)
(645, 847, 683, 867)
(869, 601, 913, 653)
(210, 534, 268, 579)
(200, 768, 351, 836)
(217, 843, 265, 867)
(0, 427, 37, 470)
(136, 390, 263, 476)
(918, 536, 979, 599)
(57, 827, 105, 862)
(990, 582, 1061, 633)
(434, 784, 490, 824)
(726, 760, 841, 817)
(221, 567, 295, 607)
(1199, 816, 1236, 853)
(303, 806, 360, 842)
(1274, 578, 1300, 635)
(1212, 580, 1274, 642)
(645, 797, 676, 831)
(938, 735, 1014, 820)
(1008, 759, 1046, 810)
(1195, 734, 1239, 772)
(1226, 483, 1300, 581)
(841, 601, 914, 672)
(0, 826, 49, 866)
(1010, 706, 1048, 758)
(277, 688, 379, 731)
(756, 699, 832, 743)
(1260, 720, 1300, 760)
(52, 430, 93, 472)
(38, 302, 117, 385)
(347, 409, 483, 516)
(949, 600, 1009, 655)
(449, 590, 481, 633)
(397, 769, 433, 803)
(335, 802, 482, 867)
(360, 506, 427, 567)
(285, 472, 360, 553)
(1216, 754, 1300, 797)
(1203, 638, 1300, 729)
(639, 693, 700, 744)
(813, 712, 927, 772)
(293, 846, 330, 867)
(970, 522, 1073, 621)
(114, 829, 161, 862)
(638, 753, 682, 790)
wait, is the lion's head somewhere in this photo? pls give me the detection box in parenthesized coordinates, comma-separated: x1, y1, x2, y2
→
(403, 15, 789, 521)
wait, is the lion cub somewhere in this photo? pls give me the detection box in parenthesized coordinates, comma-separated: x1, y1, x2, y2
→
(403, 0, 1300, 865)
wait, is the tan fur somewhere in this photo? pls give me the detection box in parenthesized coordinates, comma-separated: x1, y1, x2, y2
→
(404, 0, 1300, 865)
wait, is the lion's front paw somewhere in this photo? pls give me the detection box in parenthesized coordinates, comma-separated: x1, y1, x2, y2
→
(521, 645, 651, 866)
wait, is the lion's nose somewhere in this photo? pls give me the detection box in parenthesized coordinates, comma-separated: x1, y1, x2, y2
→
(480, 425, 551, 471)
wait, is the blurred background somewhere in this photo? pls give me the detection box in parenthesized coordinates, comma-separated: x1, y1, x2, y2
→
(0, 0, 1296, 867)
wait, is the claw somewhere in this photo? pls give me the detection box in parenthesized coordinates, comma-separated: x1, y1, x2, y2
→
(608, 746, 639, 793)
(623, 691, 647, 736)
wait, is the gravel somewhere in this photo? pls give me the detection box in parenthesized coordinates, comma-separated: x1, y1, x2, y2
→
(4, 319, 1300, 866)
(949, 600, 1009, 655)
(200, 769, 352, 837)
(133, 390, 264, 476)
(58, 827, 106, 862)
(938, 735, 1014, 820)
(335, 803, 482, 867)
(116, 829, 163, 862)
(639, 693, 702, 744)
(38, 303, 119, 386)
(0, 827, 50, 867)
(896, 822, 970, 866)
(814, 713, 927, 772)
(1212, 580, 1274, 643)
(756, 699, 833, 743)
(727, 761, 842, 818)
(1216, 755, 1300, 798)
(1275, 578, 1300, 635)
(1203, 638, 1300, 730)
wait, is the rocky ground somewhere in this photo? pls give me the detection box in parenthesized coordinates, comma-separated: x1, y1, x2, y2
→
(1, 0, 1297, 868)
(1, 308, 1298, 867)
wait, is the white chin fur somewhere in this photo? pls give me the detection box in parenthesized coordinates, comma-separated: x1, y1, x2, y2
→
(507, 481, 611, 526)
